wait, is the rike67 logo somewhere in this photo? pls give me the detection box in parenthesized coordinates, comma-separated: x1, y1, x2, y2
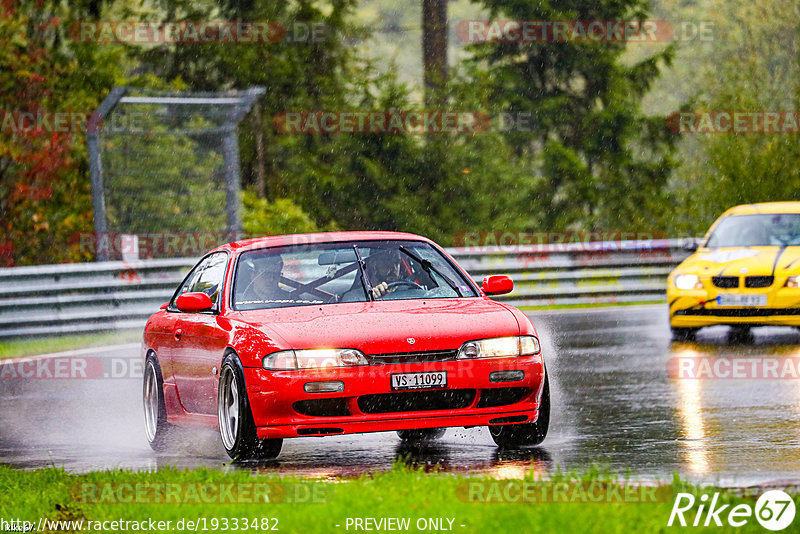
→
(668, 490, 795, 530)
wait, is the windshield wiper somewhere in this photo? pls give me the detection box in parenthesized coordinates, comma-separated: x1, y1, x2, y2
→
(352, 245, 374, 301)
(398, 246, 462, 297)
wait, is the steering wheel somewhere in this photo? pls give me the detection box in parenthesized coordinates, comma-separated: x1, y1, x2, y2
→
(386, 280, 424, 291)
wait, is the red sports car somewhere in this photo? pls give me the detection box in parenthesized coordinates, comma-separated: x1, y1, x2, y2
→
(142, 231, 549, 460)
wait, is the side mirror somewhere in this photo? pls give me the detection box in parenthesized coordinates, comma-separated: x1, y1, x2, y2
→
(683, 238, 699, 253)
(481, 275, 514, 296)
(175, 292, 213, 313)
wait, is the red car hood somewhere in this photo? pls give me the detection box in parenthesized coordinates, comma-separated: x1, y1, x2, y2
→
(230, 298, 520, 354)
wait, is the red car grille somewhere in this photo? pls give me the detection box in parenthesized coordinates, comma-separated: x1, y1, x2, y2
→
(358, 389, 476, 414)
(366, 350, 458, 365)
(292, 387, 532, 417)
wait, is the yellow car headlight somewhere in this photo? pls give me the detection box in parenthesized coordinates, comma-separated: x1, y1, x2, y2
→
(786, 276, 800, 288)
(674, 274, 702, 290)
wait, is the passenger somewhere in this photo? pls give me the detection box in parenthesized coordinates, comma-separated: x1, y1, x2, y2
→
(240, 256, 294, 304)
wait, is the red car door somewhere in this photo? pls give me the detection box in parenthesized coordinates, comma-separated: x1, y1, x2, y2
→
(170, 252, 230, 415)
(146, 311, 180, 382)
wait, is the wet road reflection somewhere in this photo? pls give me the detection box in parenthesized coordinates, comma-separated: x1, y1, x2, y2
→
(543, 308, 800, 486)
(1, 304, 799, 486)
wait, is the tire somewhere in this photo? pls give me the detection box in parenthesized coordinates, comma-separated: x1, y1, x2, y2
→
(397, 428, 446, 442)
(728, 325, 753, 343)
(218, 352, 282, 461)
(490, 371, 550, 448)
(143, 353, 173, 451)
(671, 327, 698, 341)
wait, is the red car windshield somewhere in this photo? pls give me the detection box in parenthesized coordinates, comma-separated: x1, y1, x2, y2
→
(232, 240, 478, 310)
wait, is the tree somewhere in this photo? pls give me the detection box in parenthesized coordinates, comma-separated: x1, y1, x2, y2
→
(664, 0, 800, 234)
(0, 2, 90, 266)
(0, 0, 155, 265)
(466, 0, 676, 232)
(127, 0, 532, 244)
(422, 0, 448, 106)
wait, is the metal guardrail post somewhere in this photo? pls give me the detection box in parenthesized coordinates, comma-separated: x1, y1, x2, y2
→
(88, 87, 128, 262)
(221, 87, 264, 234)
(87, 86, 265, 257)
(222, 128, 243, 234)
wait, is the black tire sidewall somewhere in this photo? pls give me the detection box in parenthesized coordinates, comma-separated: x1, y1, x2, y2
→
(397, 428, 446, 442)
(490, 369, 550, 448)
(671, 327, 698, 341)
(143, 353, 171, 450)
(218, 352, 282, 461)
(219, 352, 259, 459)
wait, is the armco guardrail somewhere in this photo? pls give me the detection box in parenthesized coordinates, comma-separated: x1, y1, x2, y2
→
(450, 238, 691, 308)
(0, 239, 691, 338)
(0, 258, 196, 338)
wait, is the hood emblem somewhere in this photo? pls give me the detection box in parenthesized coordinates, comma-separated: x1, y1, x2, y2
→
(406, 337, 416, 345)
(740, 267, 748, 274)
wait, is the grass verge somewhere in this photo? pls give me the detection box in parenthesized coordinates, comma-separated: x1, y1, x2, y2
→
(0, 462, 791, 533)
(0, 330, 142, 360)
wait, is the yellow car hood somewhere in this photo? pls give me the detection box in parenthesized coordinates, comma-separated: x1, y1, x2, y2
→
(677, 246, 800, 277)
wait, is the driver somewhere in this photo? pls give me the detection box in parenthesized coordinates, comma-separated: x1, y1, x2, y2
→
(739, 224, 768, 247)
(240, 255, 294, 304)
(365, 248, 415, 299)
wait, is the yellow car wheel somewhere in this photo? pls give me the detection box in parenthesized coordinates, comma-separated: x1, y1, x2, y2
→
(671, 327, 698, 341)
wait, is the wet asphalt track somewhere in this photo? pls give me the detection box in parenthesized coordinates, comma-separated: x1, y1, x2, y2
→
(2, 304, 800, 486)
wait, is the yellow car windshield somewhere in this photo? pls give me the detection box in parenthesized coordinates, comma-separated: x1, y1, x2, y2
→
(705, 213, 800, 248)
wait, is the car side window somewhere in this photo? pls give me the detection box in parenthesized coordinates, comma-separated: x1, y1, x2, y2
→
(173, 253, 228, 310)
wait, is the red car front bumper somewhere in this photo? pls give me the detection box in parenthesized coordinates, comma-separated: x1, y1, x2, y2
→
(242, 355, 546, 440)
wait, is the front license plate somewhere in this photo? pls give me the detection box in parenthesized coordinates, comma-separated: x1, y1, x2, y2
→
(391, 371, 447, 390)
(716, 294, 767, 307)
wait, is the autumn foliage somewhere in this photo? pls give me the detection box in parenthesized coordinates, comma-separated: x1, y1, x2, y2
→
(0, 1, 95, 266)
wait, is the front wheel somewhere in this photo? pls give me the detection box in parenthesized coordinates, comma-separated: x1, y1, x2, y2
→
(218, 353, 282, 461)
(143, 354, 173, 451)
(490, 372, 550, 448)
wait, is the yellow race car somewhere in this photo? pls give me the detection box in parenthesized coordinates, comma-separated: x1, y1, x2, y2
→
(668, 201, 800, 339)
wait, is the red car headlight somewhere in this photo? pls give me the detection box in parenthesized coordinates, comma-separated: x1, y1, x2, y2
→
(457, 335, 540, 359)
(262, 348, 368, 370)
